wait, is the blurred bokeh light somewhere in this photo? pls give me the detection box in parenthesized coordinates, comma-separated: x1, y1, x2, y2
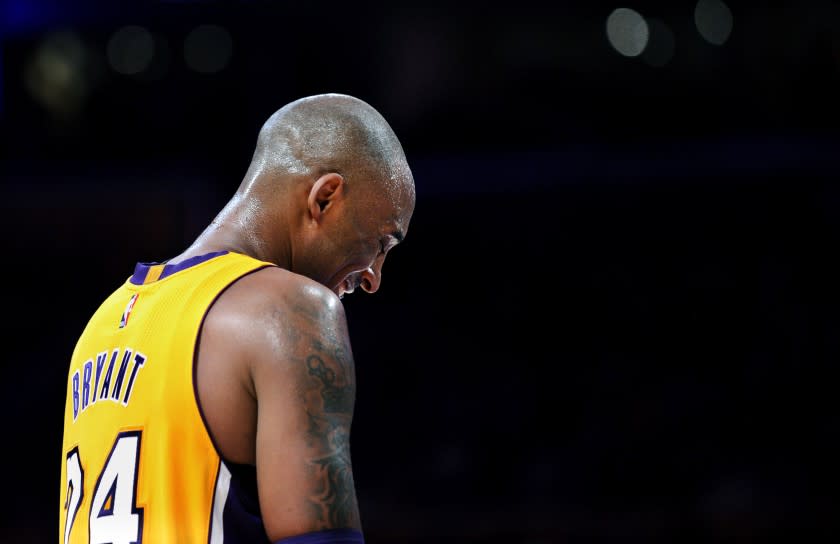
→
(606, 7, 649, 57)
(183, 24, 232, 74)
(694, 0, 734, 46)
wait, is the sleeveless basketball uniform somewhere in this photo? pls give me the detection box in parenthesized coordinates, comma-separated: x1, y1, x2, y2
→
(59, 251, 275, 544)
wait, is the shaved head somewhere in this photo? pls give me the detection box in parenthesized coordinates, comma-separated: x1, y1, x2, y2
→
(186, 92, 415, 293)
(244, 93, 413, 201)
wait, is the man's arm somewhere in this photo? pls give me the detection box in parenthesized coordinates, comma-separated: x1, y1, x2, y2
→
(249, 280, 362, 541)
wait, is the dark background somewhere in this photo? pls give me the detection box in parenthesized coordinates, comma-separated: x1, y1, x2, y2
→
(2, 0, 840, 542)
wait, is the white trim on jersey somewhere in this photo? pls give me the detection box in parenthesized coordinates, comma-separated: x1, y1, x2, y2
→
(210, 461, 232, 544)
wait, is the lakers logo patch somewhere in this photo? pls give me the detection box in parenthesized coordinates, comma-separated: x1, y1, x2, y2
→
(119, 293, 139, 328)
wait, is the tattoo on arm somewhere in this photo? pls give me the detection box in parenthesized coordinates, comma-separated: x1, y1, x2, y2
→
(303, 351, 360, 529)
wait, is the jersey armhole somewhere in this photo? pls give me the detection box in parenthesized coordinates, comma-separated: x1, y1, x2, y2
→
(191, 264, 274, 462)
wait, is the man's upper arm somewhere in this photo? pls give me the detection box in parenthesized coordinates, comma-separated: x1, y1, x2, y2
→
(249, 280, 361, 541)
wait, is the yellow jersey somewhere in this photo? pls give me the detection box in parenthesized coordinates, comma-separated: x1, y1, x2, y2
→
(59, 251, 274, 544)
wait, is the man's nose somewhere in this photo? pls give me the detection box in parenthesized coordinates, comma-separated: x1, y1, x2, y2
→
(359, 264, 382, 294)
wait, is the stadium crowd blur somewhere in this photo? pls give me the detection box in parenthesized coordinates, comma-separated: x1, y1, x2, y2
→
(2, 0, 839, 541)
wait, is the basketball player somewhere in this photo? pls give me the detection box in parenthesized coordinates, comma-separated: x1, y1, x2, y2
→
(58, 93, 416, 543)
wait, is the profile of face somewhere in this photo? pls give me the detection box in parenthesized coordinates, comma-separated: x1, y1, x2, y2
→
(304, 170, 415, 299)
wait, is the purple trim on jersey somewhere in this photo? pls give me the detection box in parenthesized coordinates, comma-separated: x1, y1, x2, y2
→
(220, 461, 270, 543)
(129, 250, 229, 285)
(274, 529, 365, 544)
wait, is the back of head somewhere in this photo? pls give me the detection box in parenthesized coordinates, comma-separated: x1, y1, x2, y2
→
(247, 93, 414, 200)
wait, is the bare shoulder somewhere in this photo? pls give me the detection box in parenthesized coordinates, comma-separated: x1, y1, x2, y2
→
(199, 265, 349, 387)
(214, 265, 344, 321)
(232, 264, 355, 385)
(205, 266, 354, 389)
(208, 266, 347, 349)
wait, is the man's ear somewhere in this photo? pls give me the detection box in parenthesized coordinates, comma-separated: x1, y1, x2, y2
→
(307, 173, 345, 222)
